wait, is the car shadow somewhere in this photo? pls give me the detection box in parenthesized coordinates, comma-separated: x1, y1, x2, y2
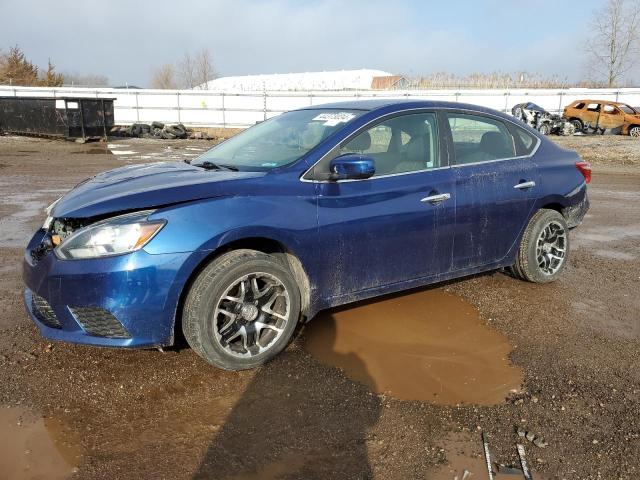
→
(192, 314, 380, 479)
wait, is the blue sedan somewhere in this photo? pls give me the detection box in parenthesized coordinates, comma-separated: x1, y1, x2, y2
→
(23, 100, 590, 369)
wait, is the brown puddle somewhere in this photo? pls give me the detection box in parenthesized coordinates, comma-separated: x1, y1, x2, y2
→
(0, 406, 81, 480)
(428, 433, 550, 480)
(304, 289, 522, 405)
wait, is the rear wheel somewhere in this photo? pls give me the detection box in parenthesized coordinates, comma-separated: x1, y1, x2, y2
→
(510, 209, 569, 283)
(630, 126, 640, 138)
(538, 124, 551, 135)
(182, 250, 300, 370)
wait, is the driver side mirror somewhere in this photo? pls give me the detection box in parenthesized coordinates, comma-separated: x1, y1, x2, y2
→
(329, 154, 375, 181)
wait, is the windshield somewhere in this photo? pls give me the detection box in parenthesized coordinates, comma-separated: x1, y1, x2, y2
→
(192, 109, 364, 171)
(620, 104, 637, 114)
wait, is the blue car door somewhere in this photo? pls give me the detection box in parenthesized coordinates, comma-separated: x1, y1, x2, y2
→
(310, 111, 456, 298)
(443, 111, 539, 271)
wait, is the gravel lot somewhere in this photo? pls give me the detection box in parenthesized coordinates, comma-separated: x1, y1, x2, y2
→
(0, 134, 638, 479)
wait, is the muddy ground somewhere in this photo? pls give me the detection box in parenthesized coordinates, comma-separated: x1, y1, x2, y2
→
(0, 134, 638, 479)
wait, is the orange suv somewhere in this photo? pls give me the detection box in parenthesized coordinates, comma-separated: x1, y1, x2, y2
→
(563, 100, 640, 137)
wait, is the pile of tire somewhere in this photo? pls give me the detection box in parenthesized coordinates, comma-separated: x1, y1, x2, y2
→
(123, 122, 188, 139)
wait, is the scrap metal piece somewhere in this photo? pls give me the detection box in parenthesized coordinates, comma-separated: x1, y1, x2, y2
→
(533, 437, 548, 449)
(497, 464, 525, 475)
(482, 432, 495, 480)
(516, 444, 533, 480)
(461, 471, 472, 480)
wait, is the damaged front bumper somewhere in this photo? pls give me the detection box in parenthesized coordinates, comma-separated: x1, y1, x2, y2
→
(23, 229, 201, 348)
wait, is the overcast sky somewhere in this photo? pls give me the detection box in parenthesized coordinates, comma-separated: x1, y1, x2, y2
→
(2, 0, 634, 86)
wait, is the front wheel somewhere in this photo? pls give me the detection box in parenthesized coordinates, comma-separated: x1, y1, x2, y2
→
(182, 249, 301, 370)
(630, 126, 640, 138)
(570, 118, 583, 133)
(509, 209, 569, 283)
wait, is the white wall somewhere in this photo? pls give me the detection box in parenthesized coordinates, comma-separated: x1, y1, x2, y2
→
(1, 85, 639, 128)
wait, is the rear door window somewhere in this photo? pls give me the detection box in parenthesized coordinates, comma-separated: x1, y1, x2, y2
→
(446, 113, 515, 164)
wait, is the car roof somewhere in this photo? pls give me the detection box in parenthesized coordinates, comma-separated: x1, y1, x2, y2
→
(300, 98, 514, 119)
(572, 99, 629, 106)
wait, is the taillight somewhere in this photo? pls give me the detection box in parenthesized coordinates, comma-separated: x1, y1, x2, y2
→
(575, 161, 591, 184)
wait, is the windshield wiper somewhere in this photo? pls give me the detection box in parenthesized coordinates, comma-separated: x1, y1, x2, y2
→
(190, 160, 239, 171)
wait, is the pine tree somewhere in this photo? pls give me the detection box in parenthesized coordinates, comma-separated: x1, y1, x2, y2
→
(39, 59, 64, 87)
(0, 45, 39, 86)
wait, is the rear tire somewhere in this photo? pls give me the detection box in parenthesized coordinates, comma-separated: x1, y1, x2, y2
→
(511, 209, 569, 283)
(182, 249, 301, 370)
(630, 126, 640, 138)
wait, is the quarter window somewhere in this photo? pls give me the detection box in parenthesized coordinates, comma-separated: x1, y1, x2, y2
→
(446, 113, 515, 164)
(338, 113, 440, 176)
(513, 126, 537, 155)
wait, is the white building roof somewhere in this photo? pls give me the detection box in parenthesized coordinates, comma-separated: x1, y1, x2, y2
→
(198, 69, 394, 91)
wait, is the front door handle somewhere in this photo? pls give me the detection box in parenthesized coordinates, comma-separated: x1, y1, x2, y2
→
(421, 193, 451, 204)
(514, 181, 536, 190)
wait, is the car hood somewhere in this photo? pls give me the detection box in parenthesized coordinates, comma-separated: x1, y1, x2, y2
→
(51, 161, 266, 218)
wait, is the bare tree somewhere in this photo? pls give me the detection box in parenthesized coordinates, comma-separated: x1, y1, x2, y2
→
(586, 0, 640, 87)
(150, 64, 178, 89)
(178, 52, 197, 89)
(195, 48, 217, 89)
(62, 71, 109, 87)
(153, 49, 217, 89)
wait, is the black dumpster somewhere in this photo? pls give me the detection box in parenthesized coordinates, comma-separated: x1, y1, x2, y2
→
(0, 97, 115, 140)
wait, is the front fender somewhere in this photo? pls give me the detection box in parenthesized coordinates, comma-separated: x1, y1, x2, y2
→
(144, 195, 317, 255)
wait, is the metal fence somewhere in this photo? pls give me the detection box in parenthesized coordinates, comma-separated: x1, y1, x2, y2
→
(1, 85, 639, 129)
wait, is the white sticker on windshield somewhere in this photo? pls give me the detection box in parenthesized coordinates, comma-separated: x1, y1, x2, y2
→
(312, 112, 356, 126)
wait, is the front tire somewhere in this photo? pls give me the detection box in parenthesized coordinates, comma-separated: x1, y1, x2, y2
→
(570, 118, 583, 133)
(510, 209, 569, 283)
(182, 249, 301, 370)
(630, 126, 640, 138)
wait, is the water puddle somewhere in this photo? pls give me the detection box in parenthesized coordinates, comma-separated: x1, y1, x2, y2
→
(428, 433, 549, 480)
(0, 188, 67, 248)
(304, 289, 522, 405)
(0, 406, 81, 479)
(71, 148, 112, 155)
(110, 150, 138, 156)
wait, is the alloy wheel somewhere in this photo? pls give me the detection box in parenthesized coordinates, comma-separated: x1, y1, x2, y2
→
(212, 272, 291, 358)
(536, 220, 567, 275)
(630, 126, 640, 138)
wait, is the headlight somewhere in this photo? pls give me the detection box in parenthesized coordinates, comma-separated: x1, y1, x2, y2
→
(55, 210, 165, 260)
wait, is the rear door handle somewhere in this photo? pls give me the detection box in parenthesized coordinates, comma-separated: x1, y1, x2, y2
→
(420, 193, 451, 204)
(514, 181, 536, 190)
